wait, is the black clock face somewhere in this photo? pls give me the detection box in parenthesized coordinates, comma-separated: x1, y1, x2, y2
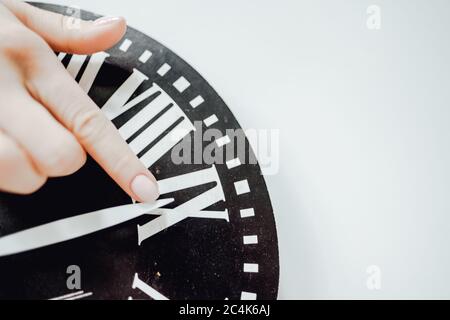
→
(0, 3, 279, 300)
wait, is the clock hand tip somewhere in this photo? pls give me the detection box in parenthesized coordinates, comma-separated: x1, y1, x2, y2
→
(158, 198, 174, 206)
(136, 198, 173, 210)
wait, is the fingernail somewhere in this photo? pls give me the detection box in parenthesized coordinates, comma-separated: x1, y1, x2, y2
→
(93, 16, 124, 26)
(131, 175, 159, 203)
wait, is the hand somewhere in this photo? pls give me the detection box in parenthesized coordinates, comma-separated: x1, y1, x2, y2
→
(0, 198, 174, 256)
(0, 0, 159, 202)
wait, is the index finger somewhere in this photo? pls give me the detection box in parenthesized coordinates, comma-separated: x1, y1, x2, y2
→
(26, 47, 160, 203)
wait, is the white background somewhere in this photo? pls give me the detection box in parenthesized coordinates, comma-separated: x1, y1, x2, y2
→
(49, 0, 450, 299)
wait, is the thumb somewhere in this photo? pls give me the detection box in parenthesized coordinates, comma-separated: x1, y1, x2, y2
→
(1, 0, 126, 54)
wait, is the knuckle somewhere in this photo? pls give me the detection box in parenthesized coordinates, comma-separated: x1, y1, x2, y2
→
(16, 176, 47, 195)
(72, 108, 109, 144)
(0, 138, 15, 165)
(110, 151, 135, 177)
(42, 136, 86, 176)
(0, 27, 48, 77)
(0, 25, 42, 55)
(0, 136, 47, 194)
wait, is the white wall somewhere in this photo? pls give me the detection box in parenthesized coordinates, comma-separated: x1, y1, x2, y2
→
(49, 0, 450, 299)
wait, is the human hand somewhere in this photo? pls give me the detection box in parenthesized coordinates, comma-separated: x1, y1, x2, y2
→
(0, 0, 159, 202)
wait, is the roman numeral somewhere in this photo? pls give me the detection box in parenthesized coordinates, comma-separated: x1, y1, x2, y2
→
(62, 60, 227, 244)
(102, 68, 149, 119)
(62, 52, 110, 93)
(62, 60, 195, 169)
(137, 165, 227, 245)
(102, 68, 195, 168)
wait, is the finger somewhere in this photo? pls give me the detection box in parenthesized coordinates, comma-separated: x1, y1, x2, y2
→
(1, 0, 126, 54)
(0, 80, 86, 177)
(0, 131, 46, 194)
(26, 52, 160, 203)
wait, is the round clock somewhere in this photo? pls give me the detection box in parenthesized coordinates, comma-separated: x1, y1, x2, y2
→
(0, 3, 279, 300)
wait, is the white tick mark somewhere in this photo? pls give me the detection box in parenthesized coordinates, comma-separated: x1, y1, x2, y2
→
(234, 179, 250, 195)
(119, 39, 132, 52)
(203, 114, 219, 127)
(240, 208, 255, 218)
(216, 135, 231, 148)
(189, 95, 204, 108)
(157, 63, 171, 76)
(173, 76, 190, 93)
(241, 291, 257, 300)
(243, 235, 258, 245)
(226, 157, 241, 169)
(139, 50, 152, 63)
(244, 263, 259, 273)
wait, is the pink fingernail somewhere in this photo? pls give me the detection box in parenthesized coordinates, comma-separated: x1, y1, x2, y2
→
(131, 175, 160, 203)
(93, 16, 124, 26)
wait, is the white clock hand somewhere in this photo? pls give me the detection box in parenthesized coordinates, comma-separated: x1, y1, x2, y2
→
(0, 198, 173, 257)
(137, 208, 229, 245)
(151, 208, 229, 221)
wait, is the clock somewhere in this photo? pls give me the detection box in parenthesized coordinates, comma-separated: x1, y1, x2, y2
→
(0, 2, 279, 300)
